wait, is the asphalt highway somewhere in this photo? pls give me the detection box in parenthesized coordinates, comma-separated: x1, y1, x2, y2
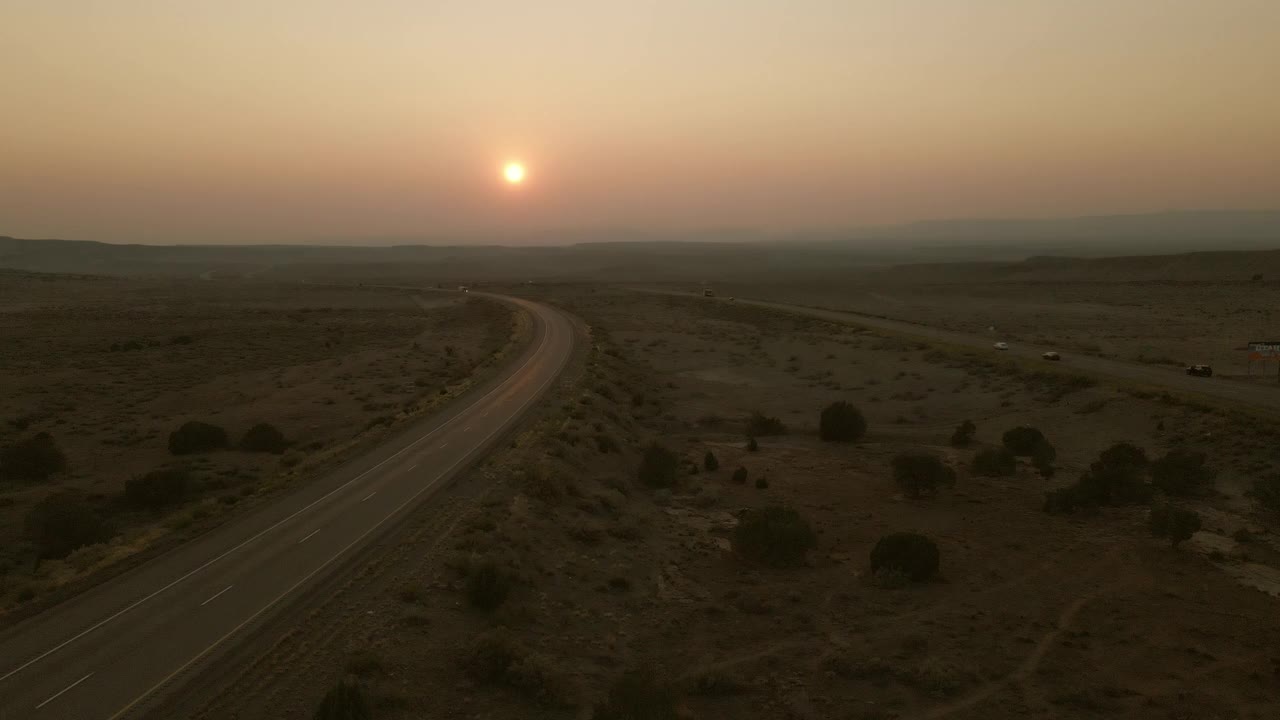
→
(641, 288, 1280, 413)
(0, 293, 574, 720)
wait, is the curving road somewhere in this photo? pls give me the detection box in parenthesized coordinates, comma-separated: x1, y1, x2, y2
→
(0, 294, 574, 720)
(640, 288, 1280, 413)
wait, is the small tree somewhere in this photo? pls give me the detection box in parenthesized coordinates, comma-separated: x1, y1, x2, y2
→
(703, 451, 719, 471)
(0, 432, 67, 482)
(168, 421, 229, 455)
(949, 420, 976, 447)
(1002, 426, 1047, 456)
(239, 423, 289, 454)
(638, 443, 679, 488)
(467, 558, 511, 611)
(971, 447, 1016, 477)
(313, 679, 371, 720)
(731, 505, 817, 567)
(591, 666, 679, 720)
(1075, 442, 1151, 506)
(25, 492, 113, 559)
(731, 467, 748, 484)
(1151, 449, 1214, 496)
(819, 401, 866, 442)
(125, 468, 190, 510)
(870, 532, 940, 582)
(892, 452, 956, 499)
(1149, 503, 1202, 548)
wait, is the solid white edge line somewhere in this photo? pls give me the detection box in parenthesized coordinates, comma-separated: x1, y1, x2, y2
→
(297, 529, 320, 545)
(35, 672, 93, 709)
(198, 586, 234, 607)
(361, 492, 376, 502)
(105, 311, 569, 720)
(0, 301, 551, 686)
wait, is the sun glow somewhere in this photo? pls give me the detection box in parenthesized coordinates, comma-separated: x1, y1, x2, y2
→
(503, 162, 526, 185)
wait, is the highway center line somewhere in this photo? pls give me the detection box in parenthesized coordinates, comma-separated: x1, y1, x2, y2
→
(35, 672, 93, 709)
(199, 585, 234, 607)
(463, 425, 471, 432)
(361, 492, 376, 502)
(0, 312, 552, 687)
(297, 529, 320, 544)
(106, 312, 570, 720)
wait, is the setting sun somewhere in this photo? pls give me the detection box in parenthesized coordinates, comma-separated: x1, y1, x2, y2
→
(503, 162, 526, 185)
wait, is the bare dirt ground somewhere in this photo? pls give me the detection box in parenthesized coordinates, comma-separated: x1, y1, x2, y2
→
(706, 280, 1280, 380)
(193, 287, 1280, 720)
(0, 273, 518, 611)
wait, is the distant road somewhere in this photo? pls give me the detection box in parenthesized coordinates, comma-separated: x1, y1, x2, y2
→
(0, 294, 574, 720)
(638, 288, 1280, 413)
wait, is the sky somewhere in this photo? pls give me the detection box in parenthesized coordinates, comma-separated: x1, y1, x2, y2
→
(1, 0, 1278, 244)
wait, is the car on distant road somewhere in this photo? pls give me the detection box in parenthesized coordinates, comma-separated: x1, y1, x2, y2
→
(1186, 364, 1213, 377)
(1042, 351, 1061, 361)
(702, 288, 715, 297)
(993, 342, 1009, 350)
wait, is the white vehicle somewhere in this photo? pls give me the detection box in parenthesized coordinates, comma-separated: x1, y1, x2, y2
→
(1042, 351, 1061, 361)
(993, 342, 1009, 350)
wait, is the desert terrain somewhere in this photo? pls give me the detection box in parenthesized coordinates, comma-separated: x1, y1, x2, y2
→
(183, 285, 1280, 720)
(0, 271, 520, 614)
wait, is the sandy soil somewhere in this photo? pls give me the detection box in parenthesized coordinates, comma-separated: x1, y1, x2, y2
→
(189, 287, 1280, 720)
(0, 274, 517, 610)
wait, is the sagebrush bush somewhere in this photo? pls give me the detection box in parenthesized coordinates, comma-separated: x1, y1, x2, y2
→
(1031, 441, 1056, 478)
(25, 492, 113, 559)
(949, 420, 976, 447)
(168, 421, 229, 455)
(819, 401, 866, 442)
(637, 443, 679, 488)
(731, 505, 816, 567)
(1150, 449, 1214, 496)
(746, 411, 787, 437)
(1149, 503, 1202, 548)
(869, 532, 939, 582)
(125, 468, 190, 510)
(312, 679, 371, 720)
(746, 436, 759, 452)
(892, 453, 956, 499)
(703, 451, 719, 471)
(731, 467, 748, 484)
(591, 666, 679, 720)
(466, 558, 511, 611)
(1002, 426, 1047, 456)
(239, 423, 289, 454)
(970, 447, 1016, 477)
(0, 432, 67, 482)
(1074, 442, 1151, 506)
(464, 632, 571, 706)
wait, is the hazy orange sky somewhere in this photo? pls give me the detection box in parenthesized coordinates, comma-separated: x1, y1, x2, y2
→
(2, 1, 1278, 244)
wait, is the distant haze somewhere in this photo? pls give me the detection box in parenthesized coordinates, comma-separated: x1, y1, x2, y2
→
(3, 1, 1278, 244)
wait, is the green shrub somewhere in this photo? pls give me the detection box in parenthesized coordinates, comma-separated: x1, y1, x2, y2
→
(0, 432, 67, 482)
(731, 467, 748, 484)
(971, 447, 1016, 477)
(1074, 442, 1151, 506)
(869, 532, 939, 582)
(1002, 426, 1046, 456)
(1150, 449, 1214, 496)
(168, 421, 229, 455)
(746, 411, 787, 437)
(463, 632, 570, 706)
(731, 505, 816, 567)
(312, 679, 371, 720)
(466, 558, 510, 611)
(592, 666, 679, 720)
(892, 453, 956, 499)
(703, 451, 719, 471)
(125, 468, 190, 510)
(819, 401, 866, 442)
(755, 477, 769, 489)
(239, 423, 289, 454)
(1149, 503, 1202, 548)
(949, 420, 976, 447)
(25, 492, 114, 559)
(637, 443, 679, 488)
